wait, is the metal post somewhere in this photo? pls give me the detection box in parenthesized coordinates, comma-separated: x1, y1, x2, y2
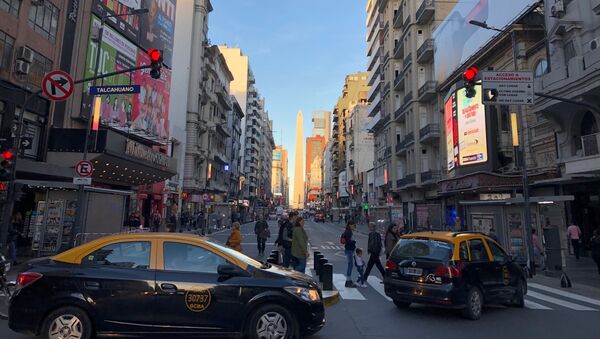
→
(511, 30, 535, 276)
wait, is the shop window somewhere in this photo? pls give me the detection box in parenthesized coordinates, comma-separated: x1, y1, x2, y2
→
(0, 0, 19, 16)
(0, 31, 15, 72)
(28, 1, 60, 43)
(29, 50, 52, 89)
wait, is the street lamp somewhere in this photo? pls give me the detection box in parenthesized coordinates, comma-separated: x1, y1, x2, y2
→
(468, 20, 536, 276)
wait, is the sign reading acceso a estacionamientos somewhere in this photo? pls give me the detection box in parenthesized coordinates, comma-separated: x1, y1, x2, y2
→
(481, 71, 534, 105)
(89, 85, 141, 95)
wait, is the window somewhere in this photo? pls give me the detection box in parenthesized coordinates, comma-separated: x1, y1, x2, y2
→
(29, 51, 52, 88)
(0, 31, 15, 72)
(468, 239, 490, 262)
(164, 242, 227, 273)
(0, 0, 20, 16)
(459, 241, 469, 261)
(28, 1, 60, 43)
(487, 240, 509, 263)
(82, 242, 151, 269)
(534, 59, 548, 78)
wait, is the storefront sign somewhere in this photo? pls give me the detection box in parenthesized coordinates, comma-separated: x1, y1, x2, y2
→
(125, 139, 170, 168)
(480, 193, 511, 201)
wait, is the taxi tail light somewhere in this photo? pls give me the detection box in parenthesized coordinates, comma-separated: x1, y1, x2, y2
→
(385, 259, 398, 272)
(434, 265, 462, 279)
(17, 272, 43, 288)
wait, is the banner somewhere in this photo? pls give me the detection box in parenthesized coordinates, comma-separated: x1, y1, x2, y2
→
(444, 93, 456, 171)
(92, 0, 141, 43)
(457, 84, 487, 166)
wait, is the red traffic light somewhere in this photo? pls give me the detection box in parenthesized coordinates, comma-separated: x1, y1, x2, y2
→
(148, 48, 162, 62)
(1, 150, 13, 160)
(464, 67, 478, 81)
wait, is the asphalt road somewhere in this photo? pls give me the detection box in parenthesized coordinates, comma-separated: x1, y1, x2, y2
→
(2, 219, 600, 339)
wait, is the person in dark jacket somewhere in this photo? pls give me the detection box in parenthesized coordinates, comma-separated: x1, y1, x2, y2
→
(364, 222, 385, 281)
(254, 215, 270, 256)
(384, 223, 401, 259)
(592, 229, 600, 275)
(342, 220, 357, 287)
(276, 212, 295, 267)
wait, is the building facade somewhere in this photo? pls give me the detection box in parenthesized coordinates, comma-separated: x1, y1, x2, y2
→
(345, 104, 374, 217)
(306, 135, 325, 204)
(312, 110, 331, 142)
(271, 145, 289, 207)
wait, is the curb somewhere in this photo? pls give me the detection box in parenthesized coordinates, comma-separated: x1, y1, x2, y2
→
(322, 289, 340, 307)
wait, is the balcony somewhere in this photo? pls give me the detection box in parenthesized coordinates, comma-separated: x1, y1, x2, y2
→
(367, 98, 382, 117)
(367, 63, 382, 86)
(403, 53, 412, 72)
(385, 146, 392, 158)
(416, 0, 435, 25)
(420, 170, 441, 184)
(368, 46, 382, 73)
(368, 80, 382, 102)
(396, 174, 416, 188)
(403, 12, 411, 28)
(419, 123, 440, 143)
(393, 39, 404, 59)
(566, 132, 600, 174)
(383, 82, 391, 95)
(417, 80, 437, 102)
(367, 111, 389, 133)
(394, 105, 406, 121)
(394, 72, 405, 91)
(395, 132, 414, 154)
(393, 7, 404, 28)
(402, 91, 414, 109)
(416, 38, 434, 64)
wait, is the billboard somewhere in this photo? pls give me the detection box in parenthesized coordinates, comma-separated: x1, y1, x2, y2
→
(444, 93, 457, 171)
(82, 16, 171, 142)
(92, 0, 176, 67)
(433, 0, 537, 84)
(456, 84, 487, 166)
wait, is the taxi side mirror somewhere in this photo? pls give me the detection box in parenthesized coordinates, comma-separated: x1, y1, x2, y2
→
(218, 264, 250, 278)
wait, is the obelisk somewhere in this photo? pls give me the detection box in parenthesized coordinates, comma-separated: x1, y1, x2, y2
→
(293, 111, 305, 210)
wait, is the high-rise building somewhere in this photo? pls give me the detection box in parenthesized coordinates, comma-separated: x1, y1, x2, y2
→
(272, 146, 289, 206)
(312, 111, 331, 141)
(292, 111, 305, 209)
(306, 135, 326, 202)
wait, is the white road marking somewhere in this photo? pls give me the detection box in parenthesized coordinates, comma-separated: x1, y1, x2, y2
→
(333, 274, 366, 300)
(367, 276, 392, 301)
(528, 283, 600, 307)
(524, 299, 553, 310)
(527, 291, 598, 311)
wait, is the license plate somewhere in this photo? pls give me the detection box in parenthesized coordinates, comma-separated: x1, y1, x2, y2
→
(404, 267, 422, 276)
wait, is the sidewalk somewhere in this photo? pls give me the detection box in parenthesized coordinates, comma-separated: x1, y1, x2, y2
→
(542, 255, 600, 289)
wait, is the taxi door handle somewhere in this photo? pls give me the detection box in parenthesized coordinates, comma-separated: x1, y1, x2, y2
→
(84, 281, 100, 290)
(160, 283, 178, 294)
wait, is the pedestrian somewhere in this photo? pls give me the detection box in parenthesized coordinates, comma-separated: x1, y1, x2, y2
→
(591, 229, 600, 275)
(488, 227, 500, 243)
(254, 215, 270, 256)
(385, 223, 401, 259)
(7, 224, 19, 265)
(532, 229, 546, 271)
(276, 213, 294, 267)
(226, 222, 242, 252)
(291, 216, 309, 273)
(354, 248, 367, 287)
(338, 212, 343, 224)
(341, 220, 357, 287)
(567, 222, 582, 260)
(151, 209, 161, 232)
(364, 222, 385, 281)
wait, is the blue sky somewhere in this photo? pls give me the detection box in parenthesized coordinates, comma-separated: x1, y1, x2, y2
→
(209, 0, 367, 201)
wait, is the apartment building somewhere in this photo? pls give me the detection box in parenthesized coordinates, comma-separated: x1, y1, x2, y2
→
(227, 96, 244, 199)
(345, 104, 374, 212)
(312, 110, 331, 142)
(272, 145, 289, 206)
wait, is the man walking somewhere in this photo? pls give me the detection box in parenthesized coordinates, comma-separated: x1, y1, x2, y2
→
(364, 222, 385, 281)
(254, 215, 270, 256)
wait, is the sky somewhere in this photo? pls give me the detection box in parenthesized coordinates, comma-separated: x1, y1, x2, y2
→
(209, 0, 367, 202)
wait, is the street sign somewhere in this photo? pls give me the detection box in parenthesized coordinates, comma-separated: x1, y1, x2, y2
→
(73, 177, 92, 185)
(20, 137, 33, 150)
(89, 85, 141, 95)
(481, 71, 534, 105)
(75, 160, 94, 177)
(42, 70, 74, 101)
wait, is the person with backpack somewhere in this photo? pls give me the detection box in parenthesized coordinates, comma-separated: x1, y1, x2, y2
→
(341, 220, 357, 287)
(254, 215, 270, 256)
(364, 222, 385, 281)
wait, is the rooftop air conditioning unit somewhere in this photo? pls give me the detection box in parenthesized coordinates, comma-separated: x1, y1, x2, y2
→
(551, 0, 565, 18)
(15, 60, 30, 75)
(17, 46, 34, 63)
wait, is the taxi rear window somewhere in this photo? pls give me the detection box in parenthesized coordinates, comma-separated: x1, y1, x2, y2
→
(391, 239, 454, 263)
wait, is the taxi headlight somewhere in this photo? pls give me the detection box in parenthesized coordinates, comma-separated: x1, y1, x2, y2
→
(284, 286, 321, 303)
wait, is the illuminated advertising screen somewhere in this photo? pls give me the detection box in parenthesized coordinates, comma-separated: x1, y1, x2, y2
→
(456, 84, 487, 166)
(444, 94, 456, 171)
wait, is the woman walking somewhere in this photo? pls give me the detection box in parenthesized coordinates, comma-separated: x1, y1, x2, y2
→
(226, 222, 242, 252)
(291, 217, 309, 273)
(341, 220, 357, 287)
(384, 223, 401, 259)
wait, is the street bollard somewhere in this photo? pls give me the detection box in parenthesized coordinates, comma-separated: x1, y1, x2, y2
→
(315, 254, 324, 276)
(266, 257, 278, 264)
(318, 258, 328, 280)
(268, 253, 279, 265)
(271, 250, 279, 258)
(313, 251, 321, 270)
(322, 263, 333, 290)
(318, 258, 328, 282)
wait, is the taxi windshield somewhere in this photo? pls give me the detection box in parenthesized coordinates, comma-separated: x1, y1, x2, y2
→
(207, 240, 263, 269)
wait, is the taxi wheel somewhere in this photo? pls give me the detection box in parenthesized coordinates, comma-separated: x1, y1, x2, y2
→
(461, 287, 483, 320)
(248, 304, 298, 339)
(41, 306, 92, 339)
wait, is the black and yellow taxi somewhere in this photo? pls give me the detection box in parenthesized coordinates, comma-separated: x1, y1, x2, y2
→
(383, 231, 526, 320)
(9, 233, 324, 338)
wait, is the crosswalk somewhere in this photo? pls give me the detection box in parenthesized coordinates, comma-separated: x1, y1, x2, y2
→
(309, 270, 600, 312)
(320, 245, 345, 250)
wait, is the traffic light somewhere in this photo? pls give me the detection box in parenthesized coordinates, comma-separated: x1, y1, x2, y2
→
(463, 66, 478, 98)
(0, 149, 14, 181)
(148, 48, 163, 79)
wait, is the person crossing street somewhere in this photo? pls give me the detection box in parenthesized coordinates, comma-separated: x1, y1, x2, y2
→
(364, 222, 385, 281)
(254, 215, 270, 256)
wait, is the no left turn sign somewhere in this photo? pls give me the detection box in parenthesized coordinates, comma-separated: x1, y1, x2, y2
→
(42, 70, 74, 101)
(75, 160, 94, 177)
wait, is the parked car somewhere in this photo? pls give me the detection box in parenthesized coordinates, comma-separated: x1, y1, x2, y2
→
(384, 231, 526, 320)
(9, 233, 325, 338)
